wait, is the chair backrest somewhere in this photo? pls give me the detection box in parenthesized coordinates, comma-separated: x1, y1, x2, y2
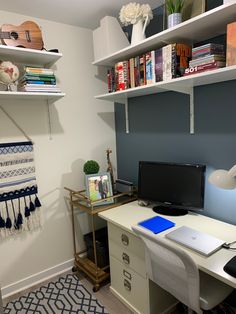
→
(132, 225, 202, 314)
(0, 284, 3, 314)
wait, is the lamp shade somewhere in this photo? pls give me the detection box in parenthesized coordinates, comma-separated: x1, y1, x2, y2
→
(208, 169, 236, 190)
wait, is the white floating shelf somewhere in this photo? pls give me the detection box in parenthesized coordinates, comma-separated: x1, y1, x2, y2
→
(0, 91, 65, 102)
(93, 3, 236, 66)
(0, 45, 62, 67)
(95, 66, 236, 101)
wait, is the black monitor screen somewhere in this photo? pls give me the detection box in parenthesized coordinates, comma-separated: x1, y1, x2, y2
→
(138, 161, 206, 215)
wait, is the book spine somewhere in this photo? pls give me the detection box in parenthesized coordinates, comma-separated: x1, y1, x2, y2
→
(176, 43, 191, 77)
(146, 51, 156, 84)
(192, 43, 224, 53)
(21, 80, 56, 85)
(190, 55, 226, 67)
(123, 61, 129, 90)
(184, 61, 225, 76)
(129, 58, 135, 88)
(163, 44, 173, 81)
(107, 69, 112, 93)
(155, 48, 163, 82)
(192, 50, 225, 59)
(134, 56, 140, 87)
(226, 21, 236, 66)
(139, 54, 146, 86)
(115, 62, 125, 91)
(25, 67, 54, 75)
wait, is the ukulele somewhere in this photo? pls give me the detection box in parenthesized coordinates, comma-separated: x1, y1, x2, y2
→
(0, 21, 44, 50)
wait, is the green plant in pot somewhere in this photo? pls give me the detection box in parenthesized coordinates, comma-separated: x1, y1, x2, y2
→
(166, 0, 184, 28)
(83, 160, 100, 175)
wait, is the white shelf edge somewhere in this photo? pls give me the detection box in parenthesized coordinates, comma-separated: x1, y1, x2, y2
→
(0, 91, 65, 101)
(93, 3, 236, 66)
(0, 45, 63, 66)
(95, 66, 236, 101)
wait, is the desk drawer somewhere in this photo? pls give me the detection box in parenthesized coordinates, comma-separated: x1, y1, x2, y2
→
(108, 223, 145, 259)
(109, 238, 146, 277)
(110, 255, 148, 314)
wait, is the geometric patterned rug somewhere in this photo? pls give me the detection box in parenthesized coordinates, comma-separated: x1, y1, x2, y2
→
(4, 274, 109, 313)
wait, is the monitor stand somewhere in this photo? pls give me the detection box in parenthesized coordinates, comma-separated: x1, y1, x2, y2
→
(152, 205, 188, 216)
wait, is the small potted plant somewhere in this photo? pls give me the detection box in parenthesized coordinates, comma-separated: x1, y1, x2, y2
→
(166, 0, 184, 28)
(83, 160, 100, 175)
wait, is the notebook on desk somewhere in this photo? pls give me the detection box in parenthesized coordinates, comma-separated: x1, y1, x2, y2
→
(138, 216, 175, 234)
(165, 226, 225, 256)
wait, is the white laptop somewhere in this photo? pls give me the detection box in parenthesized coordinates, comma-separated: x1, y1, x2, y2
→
(165, 226, 225, 256)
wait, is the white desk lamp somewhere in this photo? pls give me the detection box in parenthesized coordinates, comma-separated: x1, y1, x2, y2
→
(208, 165, 236, 189)
(208, 165, 236, 278)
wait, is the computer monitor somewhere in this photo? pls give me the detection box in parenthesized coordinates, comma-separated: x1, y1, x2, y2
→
(138, 161, 206, 216)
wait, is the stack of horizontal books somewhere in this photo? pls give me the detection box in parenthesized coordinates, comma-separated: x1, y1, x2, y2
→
(184, 43, 226, 76)
(19, 66, 61, 93)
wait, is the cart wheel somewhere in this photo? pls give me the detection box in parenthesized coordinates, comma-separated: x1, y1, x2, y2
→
(72, 266, 78, 272)
(93, 285, 100, 292)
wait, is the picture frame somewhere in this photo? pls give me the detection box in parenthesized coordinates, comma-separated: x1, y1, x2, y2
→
(85, 172, 114, 206)
(182, 0, 206, 22)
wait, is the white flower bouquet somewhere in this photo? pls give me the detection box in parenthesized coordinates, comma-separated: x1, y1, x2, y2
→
(119, 2, 153, 26)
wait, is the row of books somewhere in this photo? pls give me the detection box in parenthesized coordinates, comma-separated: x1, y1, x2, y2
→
(184, 43, 226, 76)
(107, 43, 191, 93)
(19, 66, 61, 93)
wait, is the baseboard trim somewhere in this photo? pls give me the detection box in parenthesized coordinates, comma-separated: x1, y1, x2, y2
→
(2, 259, 74, 299)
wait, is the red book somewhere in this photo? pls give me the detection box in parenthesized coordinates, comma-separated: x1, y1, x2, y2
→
(184, 61, 225, 76)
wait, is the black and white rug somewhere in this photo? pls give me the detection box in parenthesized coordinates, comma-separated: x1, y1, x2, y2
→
(4, 274, 109, 313)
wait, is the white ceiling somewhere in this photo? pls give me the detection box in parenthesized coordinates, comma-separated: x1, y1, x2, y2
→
(0, 0, 160, 30)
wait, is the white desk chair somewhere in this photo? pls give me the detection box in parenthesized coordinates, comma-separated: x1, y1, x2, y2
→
(0, 285, 3, 314)
(132, 225, 233, 314)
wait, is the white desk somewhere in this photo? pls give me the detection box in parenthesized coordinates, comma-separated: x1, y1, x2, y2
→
(99, 201, 236, 314)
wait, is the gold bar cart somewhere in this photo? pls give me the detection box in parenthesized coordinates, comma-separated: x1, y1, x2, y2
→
(64, 187, 137, 292)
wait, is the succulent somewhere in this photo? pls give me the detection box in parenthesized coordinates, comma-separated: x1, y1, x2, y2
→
(166, 0, 184, 14)
(83, 160, 100, 175)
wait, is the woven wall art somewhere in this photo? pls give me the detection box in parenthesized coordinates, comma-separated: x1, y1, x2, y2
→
(0, 141, 41, 238)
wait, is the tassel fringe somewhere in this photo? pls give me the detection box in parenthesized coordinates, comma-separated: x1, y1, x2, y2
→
(0, 196, 42, 240)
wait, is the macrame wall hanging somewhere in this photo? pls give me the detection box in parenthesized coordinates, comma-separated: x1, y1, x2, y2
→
(0, 141, 42, 238)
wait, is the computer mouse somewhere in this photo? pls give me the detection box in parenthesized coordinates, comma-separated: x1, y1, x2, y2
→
(223, 256, 236, 278)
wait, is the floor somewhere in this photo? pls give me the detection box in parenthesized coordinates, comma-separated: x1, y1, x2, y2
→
(3, 271, 235, 314)
(2, 270, 133, 314)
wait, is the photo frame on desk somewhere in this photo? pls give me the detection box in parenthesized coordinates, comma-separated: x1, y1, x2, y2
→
(85, 172, 113, 206)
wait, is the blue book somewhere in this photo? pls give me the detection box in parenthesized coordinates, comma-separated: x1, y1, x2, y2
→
(138, 216, 175, 234)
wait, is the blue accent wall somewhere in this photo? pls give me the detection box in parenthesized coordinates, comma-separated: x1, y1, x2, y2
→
(115, 80, 236, 225)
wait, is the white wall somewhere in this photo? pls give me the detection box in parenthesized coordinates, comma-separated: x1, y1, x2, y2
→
(0, 11, 116, 295)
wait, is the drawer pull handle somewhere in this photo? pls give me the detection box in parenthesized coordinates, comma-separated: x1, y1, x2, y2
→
(124, 279, 131, 291)
(123, 269, 132, 280)
(122, 252, 130, 264)
(121, 234, 129, 246)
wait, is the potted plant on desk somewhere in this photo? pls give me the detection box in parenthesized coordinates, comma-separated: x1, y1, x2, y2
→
(166, 0, 184, 28)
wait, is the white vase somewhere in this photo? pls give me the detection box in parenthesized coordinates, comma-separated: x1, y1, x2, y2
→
(168, 13, 182, 28)
(131, 16, 149, 45)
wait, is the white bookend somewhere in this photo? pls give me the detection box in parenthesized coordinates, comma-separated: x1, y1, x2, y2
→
(93, 16, 129, 61)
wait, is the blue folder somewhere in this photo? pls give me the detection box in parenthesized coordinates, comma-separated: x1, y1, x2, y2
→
(138, 216, 175, 234)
